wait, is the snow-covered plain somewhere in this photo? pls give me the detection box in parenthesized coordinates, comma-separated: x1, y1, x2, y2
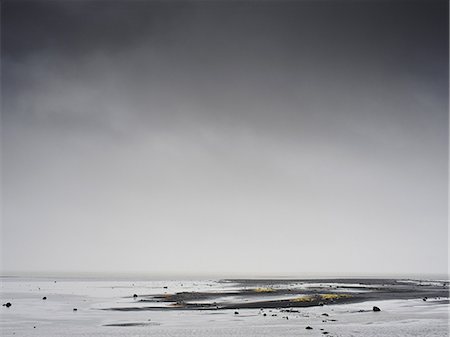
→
(1, 277, 448, 337)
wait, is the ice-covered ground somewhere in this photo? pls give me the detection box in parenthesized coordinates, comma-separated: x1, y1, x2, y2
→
(1, 277, 448, 336)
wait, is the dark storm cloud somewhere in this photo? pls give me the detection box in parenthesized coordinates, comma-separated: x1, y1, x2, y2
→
(1, 0, 448, 276)
(3, 0, 448, 134)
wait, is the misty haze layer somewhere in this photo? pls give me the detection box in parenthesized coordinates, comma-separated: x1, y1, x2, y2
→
(1, 0, 448, 276)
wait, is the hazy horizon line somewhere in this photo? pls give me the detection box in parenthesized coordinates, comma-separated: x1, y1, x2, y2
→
(1, 271, 448, 281)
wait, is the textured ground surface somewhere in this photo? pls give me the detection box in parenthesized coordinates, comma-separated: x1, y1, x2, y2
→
(1, 277, 448, 336)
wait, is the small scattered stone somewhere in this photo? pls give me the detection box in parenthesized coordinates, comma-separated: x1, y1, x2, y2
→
(322, 332, 329, 335)
(73, 308, 78, 311)
(305, 326, 313, 330)
(234, 311, 239, 315)
(372, 306, 381, 312)
(3, 302, 11, 308)
(133, 294, 138, 298)
(42, 297, 47, 300)
(423, 297, 427, 301)
(322, 313, 329, 316)
(263, 313, 267, 316)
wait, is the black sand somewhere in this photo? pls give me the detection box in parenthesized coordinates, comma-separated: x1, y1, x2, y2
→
(104, 278, 449, 311)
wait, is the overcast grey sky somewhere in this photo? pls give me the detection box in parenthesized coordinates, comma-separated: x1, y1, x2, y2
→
(1, 0, 448, 277)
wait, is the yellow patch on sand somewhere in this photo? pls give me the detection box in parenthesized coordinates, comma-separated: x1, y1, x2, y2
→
(320, 294, 351, 300)
(254, 287, 275, 293)
(290, 296, 314, 302)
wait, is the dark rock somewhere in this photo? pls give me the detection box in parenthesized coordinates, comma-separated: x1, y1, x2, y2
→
(42, 297, 47, 300)
(263, 313, 267, 316)
(305, 326, 313, 330)
(73, 308, 77, 311)
(3, 302, 11, 308)
(133, 294, 138, 298)
(322, 332, 329, 335)
(423, 297, 427, 301)
(322, 313, 329, 316)
(234, 311, 239, 315)
(373, 306, 381, 312)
